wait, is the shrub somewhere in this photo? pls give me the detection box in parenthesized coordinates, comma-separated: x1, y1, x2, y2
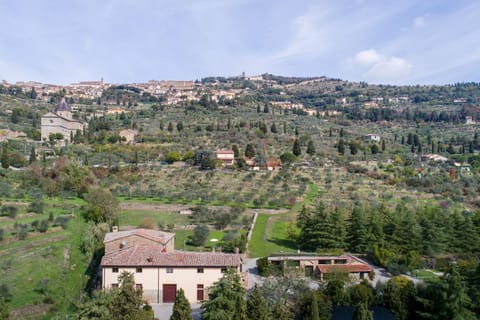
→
(38, 220, 49, 233)
(256, 257, 271, 276)
(54, 216, 70, 230)
(192, 224, 209, 246)
(16, 224, 28, 240)
(139, 217, 155, 229)
(28, 200, 44, 214)
(0, 205, 18, 218)
(0, 229, 4, 241)
(0, 284, 12, 301)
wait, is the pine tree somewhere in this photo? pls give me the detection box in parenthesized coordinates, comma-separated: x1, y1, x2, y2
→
(293, 139, 301, 156)
(201, 271, 246, 320)
(438, 266, 475, 320)
(170, 289, 192, 320)
(111, 271, 146, 320)
(348, 205, 369, 253)
(246, 285, 270, 320)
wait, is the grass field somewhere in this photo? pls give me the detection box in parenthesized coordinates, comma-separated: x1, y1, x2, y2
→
(0, 203, 89, 318)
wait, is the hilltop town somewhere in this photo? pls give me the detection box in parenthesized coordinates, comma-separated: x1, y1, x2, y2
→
(1, 74, 480, 319)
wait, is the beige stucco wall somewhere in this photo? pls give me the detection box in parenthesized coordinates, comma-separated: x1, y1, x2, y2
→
(103, 266, 235, 303)
(104, 235, 174, 254)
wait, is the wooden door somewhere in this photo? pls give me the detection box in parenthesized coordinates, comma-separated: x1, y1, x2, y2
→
(162, 284, 177, 303)
(197, 284, 204, 301)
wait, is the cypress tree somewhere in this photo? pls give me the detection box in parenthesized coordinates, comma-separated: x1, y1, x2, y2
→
(29, 146, 36, 164)
(306, 140, 316, 156)
(299, 291, 320, 320)
(293, 139, 301, 156)
(352, 303, 373, 320)
(245, 144, 255, 158)
(270, 123, 277, 133)
(1, 146, 9, 169)
(337, 139, 345, 155)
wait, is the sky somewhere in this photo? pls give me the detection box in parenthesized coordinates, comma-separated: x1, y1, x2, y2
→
(0, 0, 479, 85)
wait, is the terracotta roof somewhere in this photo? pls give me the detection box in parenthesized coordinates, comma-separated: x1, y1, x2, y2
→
(317, 264, 372, 274)
(101, 244, 242, 267)
(104, 229, 175, 245)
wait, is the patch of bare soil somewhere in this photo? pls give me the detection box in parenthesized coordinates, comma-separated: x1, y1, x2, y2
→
(10, 303, 52, 319)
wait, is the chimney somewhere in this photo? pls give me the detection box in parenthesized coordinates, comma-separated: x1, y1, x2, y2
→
(112, 226, 119, 233)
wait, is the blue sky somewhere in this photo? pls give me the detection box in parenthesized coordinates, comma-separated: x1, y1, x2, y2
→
(0, 0, 479, 85)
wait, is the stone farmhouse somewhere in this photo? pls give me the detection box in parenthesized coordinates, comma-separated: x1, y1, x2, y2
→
(268, 254, 372, 281)
(101, 228, 243, 304)
(41, 98, 87, 143)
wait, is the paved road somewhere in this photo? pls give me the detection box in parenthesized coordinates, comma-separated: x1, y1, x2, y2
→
(151, 303, 202, 320)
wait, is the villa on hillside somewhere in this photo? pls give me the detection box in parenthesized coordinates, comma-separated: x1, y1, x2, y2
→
(101, 228, 243, 304)
(363, 134, 381, 142)
(41, 98, 87, 143)
(215, 149, 235, 166)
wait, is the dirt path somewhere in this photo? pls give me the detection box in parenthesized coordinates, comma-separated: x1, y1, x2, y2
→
(120, 201, 289, 215)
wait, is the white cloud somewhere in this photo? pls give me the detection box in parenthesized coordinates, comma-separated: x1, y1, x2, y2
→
(413, 16, 425, 28)
(364, 56, 412, 81)
(349, 49, 412, 83)
(352, 49, 383, 65)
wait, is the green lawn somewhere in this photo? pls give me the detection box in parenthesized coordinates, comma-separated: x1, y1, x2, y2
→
(248, 183, 318, 257)
(173, 229, 227, 251)
(414, 269, 441, 283)
(248, 213, 296, 258)
(117, 209, 191, 227)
